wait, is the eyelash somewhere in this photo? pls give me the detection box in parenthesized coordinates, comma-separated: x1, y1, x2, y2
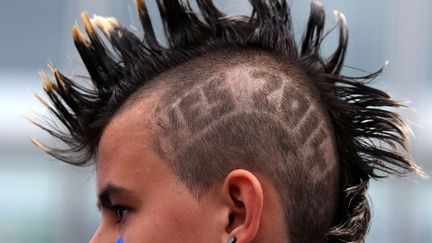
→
(110, 205, 130, 224)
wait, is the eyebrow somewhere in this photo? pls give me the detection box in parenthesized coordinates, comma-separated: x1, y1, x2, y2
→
(97, 183, 133, 210)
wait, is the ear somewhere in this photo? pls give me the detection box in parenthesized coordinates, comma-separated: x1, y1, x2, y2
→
(221, 169, 264, 242)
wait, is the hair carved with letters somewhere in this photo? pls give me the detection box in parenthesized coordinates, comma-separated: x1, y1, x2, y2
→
(32, 1, 424, 242)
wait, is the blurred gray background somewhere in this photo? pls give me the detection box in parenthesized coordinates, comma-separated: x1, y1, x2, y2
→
(0, 0, 431, 242)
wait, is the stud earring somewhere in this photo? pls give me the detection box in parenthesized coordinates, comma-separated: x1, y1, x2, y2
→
(228, 236, 237, 243)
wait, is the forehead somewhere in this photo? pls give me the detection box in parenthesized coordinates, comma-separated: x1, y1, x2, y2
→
(96, 94, 162, 191)
(99, 94, 157, 153)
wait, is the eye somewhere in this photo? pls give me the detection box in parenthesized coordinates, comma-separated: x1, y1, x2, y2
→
(111, 205, 130, 224)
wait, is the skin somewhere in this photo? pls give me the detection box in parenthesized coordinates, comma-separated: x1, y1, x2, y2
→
(90, 96, 289, 243)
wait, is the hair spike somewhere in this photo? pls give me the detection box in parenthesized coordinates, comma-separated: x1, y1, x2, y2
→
(196, 0, 243, 41)
(156, 0, 210, 47)
(248, 0, 297, 56)
(196, 0, 224, 25)
(301, 0, 325, 56)
(74, 12, 124, 93)
(91, 15, 146, 71)
(90, 15, 120, 40)
(136, 0, 162, 51)
(325, 11, 348, 74)
(29, 136, 50, 153)
(72, 23, 91, 47)
(80, 12, 101, 47)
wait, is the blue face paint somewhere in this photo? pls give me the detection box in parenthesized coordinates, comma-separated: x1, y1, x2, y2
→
(116, 237, 124, 243)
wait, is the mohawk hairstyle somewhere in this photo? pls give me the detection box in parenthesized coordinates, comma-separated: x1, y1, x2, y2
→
(33, 0, 425, 242)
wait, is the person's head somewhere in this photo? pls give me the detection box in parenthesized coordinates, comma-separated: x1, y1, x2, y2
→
(33, 0, 424, 242)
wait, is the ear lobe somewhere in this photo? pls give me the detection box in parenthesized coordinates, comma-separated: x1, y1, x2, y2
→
(222, 169, 264, 242)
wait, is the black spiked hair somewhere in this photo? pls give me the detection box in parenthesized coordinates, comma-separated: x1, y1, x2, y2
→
(33, 0, 425, 242)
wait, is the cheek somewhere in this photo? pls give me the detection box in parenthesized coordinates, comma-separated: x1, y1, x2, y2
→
(124, 189, 218, 242)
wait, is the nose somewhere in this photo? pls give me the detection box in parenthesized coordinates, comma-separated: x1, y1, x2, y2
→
(89, 225, 103, 243)
(89, 224, 115, 243)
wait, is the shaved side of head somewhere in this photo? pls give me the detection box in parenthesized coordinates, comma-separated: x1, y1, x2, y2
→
(121, 49, 340, 242)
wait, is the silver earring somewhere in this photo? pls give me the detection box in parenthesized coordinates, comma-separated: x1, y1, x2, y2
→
(228, 236, 237, 243)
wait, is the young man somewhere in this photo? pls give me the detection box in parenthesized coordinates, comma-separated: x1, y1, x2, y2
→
(32, 0, 424, 242)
